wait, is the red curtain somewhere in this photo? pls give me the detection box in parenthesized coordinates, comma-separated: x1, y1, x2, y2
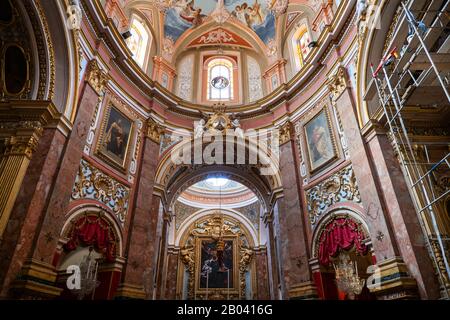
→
(64, 215, 116, 262)
(318, 218, 368, 266)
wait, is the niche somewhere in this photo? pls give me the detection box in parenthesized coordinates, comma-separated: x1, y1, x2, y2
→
(3, 45, 29, 95)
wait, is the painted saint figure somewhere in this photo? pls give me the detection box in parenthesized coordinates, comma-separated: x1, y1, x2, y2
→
(106, 118, 125, 157)
(310, 125, 333, 162)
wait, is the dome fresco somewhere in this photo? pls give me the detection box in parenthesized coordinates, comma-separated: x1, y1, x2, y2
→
(164, 0, 276, 44)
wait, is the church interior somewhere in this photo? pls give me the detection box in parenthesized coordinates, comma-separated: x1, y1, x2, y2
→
(0, 0, 449, 301)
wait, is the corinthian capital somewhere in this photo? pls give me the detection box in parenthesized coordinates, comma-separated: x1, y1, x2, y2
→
(328, 67, 348, 105)
(86, 60, 109, 95)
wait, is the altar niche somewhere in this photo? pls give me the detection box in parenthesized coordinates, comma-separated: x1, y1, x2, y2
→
(178, 214, 255, 300)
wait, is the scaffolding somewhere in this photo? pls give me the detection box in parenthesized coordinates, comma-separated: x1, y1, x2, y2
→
(370, 0, 450, 298)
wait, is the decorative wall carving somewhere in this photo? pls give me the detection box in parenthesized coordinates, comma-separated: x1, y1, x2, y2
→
(198, 28, 237, 44)
(174, 201, 198, 230)
(306, 165, 361, 227)
(71, 159, 130, 226)
(247, 56, 263, 102)
(177, 54, 193, 102)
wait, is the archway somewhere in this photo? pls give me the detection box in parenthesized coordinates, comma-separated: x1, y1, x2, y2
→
(310, 210, 375, 300)
(55, 206, 124, 300)
(152, 131, 284, 299)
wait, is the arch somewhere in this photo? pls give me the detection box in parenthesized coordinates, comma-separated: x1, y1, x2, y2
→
(311, 208, 371, 261)
(356, 0, 401, 127)
(171, 19, 269, 67)
(60, 205, 123, 259)
(154, 136, 284, 212)
(175, 208, 259, 248)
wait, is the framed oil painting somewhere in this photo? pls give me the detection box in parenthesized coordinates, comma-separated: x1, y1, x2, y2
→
(196, 238, 237, 294)
(304, 108, 337, 172)
(97, 104, 133, 170)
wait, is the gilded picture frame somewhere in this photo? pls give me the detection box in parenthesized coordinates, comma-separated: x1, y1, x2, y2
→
(194, 236, 239, 298)
(96, 103, 134, 171)
(304, 107, 338, 173)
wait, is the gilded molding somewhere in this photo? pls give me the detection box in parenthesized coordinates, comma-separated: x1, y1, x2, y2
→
(179, 215, 254, 300)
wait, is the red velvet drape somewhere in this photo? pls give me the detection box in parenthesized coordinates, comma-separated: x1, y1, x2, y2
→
(318, 218, 368, 266)
(64, 215, 116, 262)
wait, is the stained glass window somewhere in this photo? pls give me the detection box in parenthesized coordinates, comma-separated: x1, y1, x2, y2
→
(207, 58, 233, 101)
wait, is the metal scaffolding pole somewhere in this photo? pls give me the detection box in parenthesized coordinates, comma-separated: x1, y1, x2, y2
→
(371, 0, 450, 298)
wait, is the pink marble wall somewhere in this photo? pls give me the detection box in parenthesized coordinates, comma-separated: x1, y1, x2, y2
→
(0, 128, 66, 297)
(118, 137, 162, 298)
(255, 250, 271, 300)
(277, 140, 313, 296)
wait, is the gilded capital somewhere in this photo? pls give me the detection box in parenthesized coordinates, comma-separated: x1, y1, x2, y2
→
(147, 118, 164, 144)
(86, 60, 109, 95)
(279, 122, 291, 145)
(3, 135, 39, 159)
(328, 67, 348, 105)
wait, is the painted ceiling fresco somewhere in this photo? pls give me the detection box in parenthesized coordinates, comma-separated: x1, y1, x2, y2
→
(164, 0, 276, 44)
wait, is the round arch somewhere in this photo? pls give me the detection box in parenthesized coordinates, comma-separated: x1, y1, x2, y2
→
(154, 136, 284, 213)
(311, 207, 371, 261)
(174, 208, 259, 248)
(59, 204, 124, 259)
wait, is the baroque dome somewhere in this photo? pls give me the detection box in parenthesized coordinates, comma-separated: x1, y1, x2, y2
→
(101, 0, 331, 114)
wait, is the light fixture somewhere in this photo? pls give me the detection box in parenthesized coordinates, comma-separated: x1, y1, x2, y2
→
(333, 252, 365, 299)
(122, 30, 132, 40)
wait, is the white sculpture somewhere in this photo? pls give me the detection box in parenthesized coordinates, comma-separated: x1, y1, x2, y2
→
(232, 118, 244, 139)
(194, 119, 206, 139)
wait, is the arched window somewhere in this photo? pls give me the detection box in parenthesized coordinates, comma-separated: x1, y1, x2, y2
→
(207, 58, 234, 101)
(292, 25, 312, 70)
(126, 16, 150, 68)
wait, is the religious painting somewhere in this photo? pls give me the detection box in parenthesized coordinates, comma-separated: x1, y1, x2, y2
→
(164, 0, 275, 44)
(199, 239, 234, 289)
(98, 105, 133, 169)
(304, 108, 337, 172)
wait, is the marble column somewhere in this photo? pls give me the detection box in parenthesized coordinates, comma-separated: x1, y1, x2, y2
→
(115, 120, 164, 299)
(255, 247, 270, 300)
(0, 101, 62, 298)
(164, 248, 179, 300)
(1, 61, 109, 298)
(328, 66, 440, 299)
(277, 123, 318, 300)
